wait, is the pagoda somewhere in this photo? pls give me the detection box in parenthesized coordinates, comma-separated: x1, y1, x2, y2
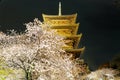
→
(42, 2, 85, 58)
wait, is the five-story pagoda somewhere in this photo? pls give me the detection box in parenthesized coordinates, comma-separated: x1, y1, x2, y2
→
(42, 2, 85, 58)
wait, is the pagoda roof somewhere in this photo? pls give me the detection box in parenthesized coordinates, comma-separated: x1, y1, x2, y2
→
(42, 13, 77, 24)
(42, 13, 77, 18)
(65, 47, 85, 54)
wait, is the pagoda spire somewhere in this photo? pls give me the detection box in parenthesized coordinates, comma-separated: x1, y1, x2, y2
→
(58, 2, 62, 16)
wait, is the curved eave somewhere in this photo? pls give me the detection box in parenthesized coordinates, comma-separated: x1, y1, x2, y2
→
(51, 23, 79, 29)
(65, 47, 85, 54)
(66, 34, 82, 38)
(42, 13, 77, 17)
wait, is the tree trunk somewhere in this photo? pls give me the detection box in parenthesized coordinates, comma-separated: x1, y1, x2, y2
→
(25, 71, 32, 80)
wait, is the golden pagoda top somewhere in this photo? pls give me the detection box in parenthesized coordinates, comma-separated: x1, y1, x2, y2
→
(58, 2, 62, 16)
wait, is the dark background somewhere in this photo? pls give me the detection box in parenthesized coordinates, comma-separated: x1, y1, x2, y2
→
(0, 0, 120, 70)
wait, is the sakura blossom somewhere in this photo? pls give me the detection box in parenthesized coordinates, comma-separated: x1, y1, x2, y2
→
(0, 18, 87, 80)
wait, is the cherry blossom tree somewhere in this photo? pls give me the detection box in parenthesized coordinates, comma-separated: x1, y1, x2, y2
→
(0, 18, 87, 80)
(86, 68, 119, 80)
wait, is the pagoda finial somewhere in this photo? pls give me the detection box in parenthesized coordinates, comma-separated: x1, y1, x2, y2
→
(58, 2, 62, 16)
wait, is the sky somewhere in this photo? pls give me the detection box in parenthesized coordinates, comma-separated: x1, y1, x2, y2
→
(0, 0, 120, 70)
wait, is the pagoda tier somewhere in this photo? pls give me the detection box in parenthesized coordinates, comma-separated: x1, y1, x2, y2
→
(42, 14, 77, 25)
(63, 34, 82, 49)
(49, 24, 79, 35)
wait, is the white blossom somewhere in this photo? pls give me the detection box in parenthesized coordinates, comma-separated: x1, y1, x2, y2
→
(86, 68, 118, 80)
